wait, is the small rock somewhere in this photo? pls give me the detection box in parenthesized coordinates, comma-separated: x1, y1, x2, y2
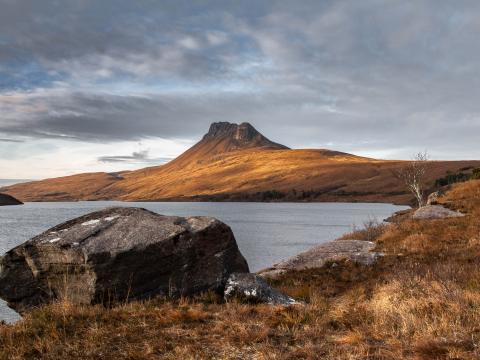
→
(224, 273, 299, 305)
(426, 191, 440, 205)
(413, 205, 465, 220)
(384, 209, 413, 223)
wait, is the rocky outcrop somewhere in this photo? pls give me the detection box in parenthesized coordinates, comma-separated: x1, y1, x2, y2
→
(201, 122, 289, 151)
(258, 240, 383, 279)
(224, 273, 299, 305)
(426, 191, 441, 205)
(384, 209, 412, 223)
(0, 193, 23, 206)
(426, 187, 450, 205)
(413, 205, 465, 220)
(0, 207, 249, 313)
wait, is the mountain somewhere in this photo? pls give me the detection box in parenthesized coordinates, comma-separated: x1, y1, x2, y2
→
(198, 121, 288, 153)
(2, 122, 480, 205)
(171, 122, 288, 167)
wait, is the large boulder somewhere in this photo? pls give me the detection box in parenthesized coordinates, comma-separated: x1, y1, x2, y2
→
(0, 193, 23, 206)
(258, 240, 382, 279)
(0, 207, 249, 313)
(413, 205, 465, 220)
(224, 273, 299, 306)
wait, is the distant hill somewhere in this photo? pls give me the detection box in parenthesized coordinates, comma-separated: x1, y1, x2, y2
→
(0, 193, 23, 206)
(2, 122, 480, 205)
(0, 179, 32, 187)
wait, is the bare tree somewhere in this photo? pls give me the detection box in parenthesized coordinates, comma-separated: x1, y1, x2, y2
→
(396, 151, 429, 208)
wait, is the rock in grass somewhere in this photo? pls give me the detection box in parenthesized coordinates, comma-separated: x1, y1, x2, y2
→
(426, 187, 450, 206)
(224, 273, 299, 305)
(426, 191, 441, 205)
(258, 240, 383, 279)
(0, 193, 22, 206)
(0, 207, 249, 313)
(413, 205, 465, 220)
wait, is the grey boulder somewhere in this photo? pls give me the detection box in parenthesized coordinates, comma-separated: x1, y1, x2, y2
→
(413, 205, 465, 220)
(224, 273, 299, 305)
(258, 240, 382, 279)
(0, 207, 249, 313)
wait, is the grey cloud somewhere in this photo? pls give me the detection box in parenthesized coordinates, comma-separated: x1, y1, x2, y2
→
(0, 0, 264, 82)
(1, 1, 480, 160)
(98, 150, 149, 163)
(0, 138, 23, 143)
(2, 82, 480, 160)
(0, 91, 209, 141)
(98, 150, 172, 164)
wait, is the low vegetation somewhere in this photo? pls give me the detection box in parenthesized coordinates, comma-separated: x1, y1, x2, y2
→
(434, 167, 480, 187)
(1, 180, 480, 359)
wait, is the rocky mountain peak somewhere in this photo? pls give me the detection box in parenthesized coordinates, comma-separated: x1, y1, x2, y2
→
(204, 122, 255, 140)
(202, 122, 288, 151)
(161, 121, 289, 167)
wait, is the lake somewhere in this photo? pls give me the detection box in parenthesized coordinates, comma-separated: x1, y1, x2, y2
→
(0, 201, 408, 322)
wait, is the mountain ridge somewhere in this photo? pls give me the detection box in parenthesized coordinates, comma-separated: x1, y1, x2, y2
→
(2, 122, 480, 204)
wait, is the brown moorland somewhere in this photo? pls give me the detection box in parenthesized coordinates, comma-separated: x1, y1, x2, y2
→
(1, 179, 480, 359)
(3, 122, 480, 204)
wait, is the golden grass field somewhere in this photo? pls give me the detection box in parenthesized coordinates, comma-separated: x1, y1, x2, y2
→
(1, 179, 480, 359)
(3, 146, 480, 205)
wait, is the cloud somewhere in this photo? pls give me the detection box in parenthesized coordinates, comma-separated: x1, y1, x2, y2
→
(0, 89, 219, 141)
(1, 0, 480, 177)
(0, 138, 23, 143)
(98, 150, 172, 164)
(0, 1, 260, 87)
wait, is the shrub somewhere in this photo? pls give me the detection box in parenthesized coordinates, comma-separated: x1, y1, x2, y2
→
(435, 168, 480, 187)
(260, 190, 285, 201)
(472, 168, 480, 180)
(435, 172, 470, 187)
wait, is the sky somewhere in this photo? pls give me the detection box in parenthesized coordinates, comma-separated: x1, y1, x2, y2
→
(1, 0, 480, 180)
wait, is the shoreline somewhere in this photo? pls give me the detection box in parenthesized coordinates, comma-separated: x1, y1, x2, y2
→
(0, 201, 407, 324)
(3, 195, 414, 206)
(1, 180, 479, 357)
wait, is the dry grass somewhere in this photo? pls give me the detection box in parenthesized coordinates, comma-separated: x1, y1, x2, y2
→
(340, 218, 388, 242)
(2, 180, 480, 359)
(4, 145, 480, 205)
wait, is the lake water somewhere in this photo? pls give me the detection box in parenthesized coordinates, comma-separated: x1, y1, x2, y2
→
(0, 179, 31, 187)
(0, 201, 408, 322)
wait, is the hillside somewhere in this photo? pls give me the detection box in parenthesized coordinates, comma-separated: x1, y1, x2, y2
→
(2, 122, 480, 204)
(0, 193, 22, 206)
(2, 179, 480, 359)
